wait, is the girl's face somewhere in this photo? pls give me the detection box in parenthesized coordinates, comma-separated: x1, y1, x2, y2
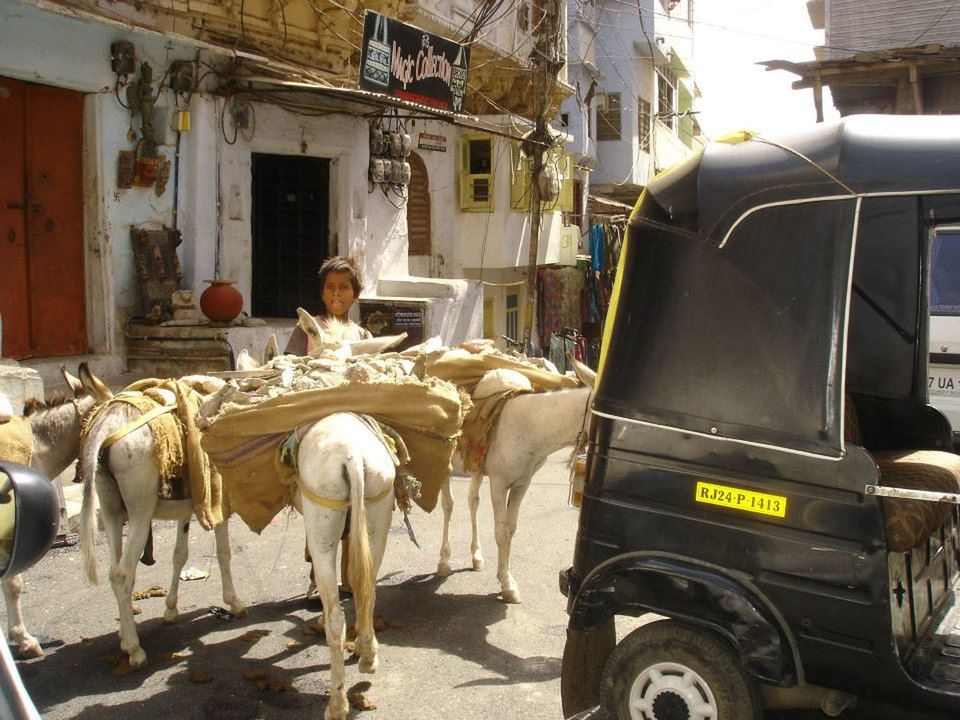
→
(322, 270, 356, 318)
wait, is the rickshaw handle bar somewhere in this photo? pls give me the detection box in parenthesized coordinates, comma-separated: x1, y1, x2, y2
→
(865, 484, 960, 504)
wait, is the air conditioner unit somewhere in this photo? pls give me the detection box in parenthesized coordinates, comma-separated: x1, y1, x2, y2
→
(595, 94, 608, 111)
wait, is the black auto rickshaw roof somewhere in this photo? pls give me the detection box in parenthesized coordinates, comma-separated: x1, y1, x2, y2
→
(597, 115, 960, 459)
(641, 115, 960, 246)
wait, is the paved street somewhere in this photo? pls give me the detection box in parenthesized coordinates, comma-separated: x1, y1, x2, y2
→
(14, 453, 579, 720)
(7, 451, 917, 720)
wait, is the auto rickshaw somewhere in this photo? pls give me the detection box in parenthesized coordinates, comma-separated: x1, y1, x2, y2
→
(560, 116, 960, 719)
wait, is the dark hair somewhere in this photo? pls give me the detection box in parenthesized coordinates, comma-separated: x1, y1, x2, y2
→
(318, 256, 363, 296)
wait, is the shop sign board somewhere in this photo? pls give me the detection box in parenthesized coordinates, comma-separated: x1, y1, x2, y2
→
(417, 132, 447, 152)
(359, 300, 426, 349)
(359, 10, 470, 113)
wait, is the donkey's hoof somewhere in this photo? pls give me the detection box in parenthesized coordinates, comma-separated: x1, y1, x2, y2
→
(16, 640, 43, 659)
(471, 556, 484, 572)
(163, 608, 179, 624)
(359, 655, 379, 674)
(324, 695, 349, 720)
(229, 601, 248, 618)
(436, 561, 452, 578)
(501, 588, 522, 604)
(128, 648, 148, 669)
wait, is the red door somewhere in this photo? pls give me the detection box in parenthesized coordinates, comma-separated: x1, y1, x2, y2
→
(0, 77, 86, 359)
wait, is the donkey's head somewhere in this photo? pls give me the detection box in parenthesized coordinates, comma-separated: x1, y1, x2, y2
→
(296, 308, 350, 360)
(25, 364, 112, 479)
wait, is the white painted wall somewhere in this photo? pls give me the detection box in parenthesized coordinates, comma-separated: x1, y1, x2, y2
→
(416, 124, 567, 275)
(203, 100, 408, 311)
(586, 0, 697, 186)
(0, 0, 541, 376)
(0, 0, 409, 377)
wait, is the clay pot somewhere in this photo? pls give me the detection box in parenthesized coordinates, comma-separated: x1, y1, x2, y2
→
(200, 279, 243, 322)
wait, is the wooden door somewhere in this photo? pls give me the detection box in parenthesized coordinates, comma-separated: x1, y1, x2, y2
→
(407, 153, 432, 257)
(0, 77, 86, 359)
(0, 78, 29, 358)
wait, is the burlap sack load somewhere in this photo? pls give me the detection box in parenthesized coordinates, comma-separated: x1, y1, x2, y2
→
(81, 379, 225, 530)
(201, 378, 465, 533)
(460, 369, 533, 473)
(422, 348, 580, 472)
(0, 416, 33, 466)
(425, 349, 579, 394)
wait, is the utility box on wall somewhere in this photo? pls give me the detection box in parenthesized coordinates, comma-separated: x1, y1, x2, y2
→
(359, 298, 428, 350)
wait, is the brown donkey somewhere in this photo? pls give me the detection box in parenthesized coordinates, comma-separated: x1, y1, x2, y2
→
(1, 364, 112, 657)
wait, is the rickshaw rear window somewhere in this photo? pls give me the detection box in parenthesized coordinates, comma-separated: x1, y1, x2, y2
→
(596, 199, 855, 456)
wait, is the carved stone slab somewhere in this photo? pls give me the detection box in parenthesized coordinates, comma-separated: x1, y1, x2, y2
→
(131, 227, 184, 323)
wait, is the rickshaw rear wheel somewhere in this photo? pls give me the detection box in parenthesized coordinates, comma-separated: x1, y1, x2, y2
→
(599, 620, 762, 720)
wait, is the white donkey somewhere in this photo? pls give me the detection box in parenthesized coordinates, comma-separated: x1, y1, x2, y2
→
(77, 371, 248, 669)
(437, 358, 596, 604)
(295, 413, 396, 720)
(3, 364, 113, 657)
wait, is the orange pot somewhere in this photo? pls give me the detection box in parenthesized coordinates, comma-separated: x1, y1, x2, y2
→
(200, 279, 243, 322)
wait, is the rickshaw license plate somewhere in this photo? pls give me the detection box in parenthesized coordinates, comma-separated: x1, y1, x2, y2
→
(695, 481, 787, 518)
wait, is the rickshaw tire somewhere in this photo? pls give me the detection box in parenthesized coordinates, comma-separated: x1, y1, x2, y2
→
(561, 617, 616, 718)
(599, 620, 762, 720)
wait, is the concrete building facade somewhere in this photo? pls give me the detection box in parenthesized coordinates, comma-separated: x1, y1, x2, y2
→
(0, 0, 574, 386)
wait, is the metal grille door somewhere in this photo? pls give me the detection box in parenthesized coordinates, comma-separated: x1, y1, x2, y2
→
(251, 154, 330, 318)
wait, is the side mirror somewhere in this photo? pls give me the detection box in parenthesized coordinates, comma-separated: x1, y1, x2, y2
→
(0, 462, 60, 579)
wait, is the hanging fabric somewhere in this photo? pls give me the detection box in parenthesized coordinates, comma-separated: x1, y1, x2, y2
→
(537, 266, 584, 350)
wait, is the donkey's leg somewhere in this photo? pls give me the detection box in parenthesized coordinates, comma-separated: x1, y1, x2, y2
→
(2, 575, 41, 658)
(489, 474, 531, 604)
(436, 478, 454, 577)
(164, 519, 191, 623)
(214, 518, 247, 617)
(110, 514, 153, 668)
(305, 513, 349, 720)
(467, 472, 485, 571)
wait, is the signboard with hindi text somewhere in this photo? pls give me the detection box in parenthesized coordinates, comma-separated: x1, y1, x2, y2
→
(359, 10, 470, 113)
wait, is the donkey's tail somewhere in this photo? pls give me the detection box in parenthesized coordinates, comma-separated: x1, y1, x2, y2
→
(346, 450, 375, 638)
(79, 408, 113, 585)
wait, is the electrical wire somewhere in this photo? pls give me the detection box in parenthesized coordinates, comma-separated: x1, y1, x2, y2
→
(115, 74, 131, 109)
(221, 96, 240, 145)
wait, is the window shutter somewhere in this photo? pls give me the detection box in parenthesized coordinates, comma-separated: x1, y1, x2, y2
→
(459, 137, 472, 209)
(460, 135, 494, 212)
(408, 153, 431, 256)
(510, 144, 531, 211)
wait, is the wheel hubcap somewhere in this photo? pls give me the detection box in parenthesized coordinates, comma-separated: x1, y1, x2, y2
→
(627, 662, 718, 720)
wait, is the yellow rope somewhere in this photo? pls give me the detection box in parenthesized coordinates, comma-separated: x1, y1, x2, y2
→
(296, 479, 392, 509)
(101, 403, 176, 450)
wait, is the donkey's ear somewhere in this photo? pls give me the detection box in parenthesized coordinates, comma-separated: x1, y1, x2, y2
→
(263, 334, 279, 364)
(569, 356, 596, 389)
(296, 307, 323, 339)
(78, 363, 113, 403)
(235, 348, 258, 372)
(61, 365, 84, 397)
